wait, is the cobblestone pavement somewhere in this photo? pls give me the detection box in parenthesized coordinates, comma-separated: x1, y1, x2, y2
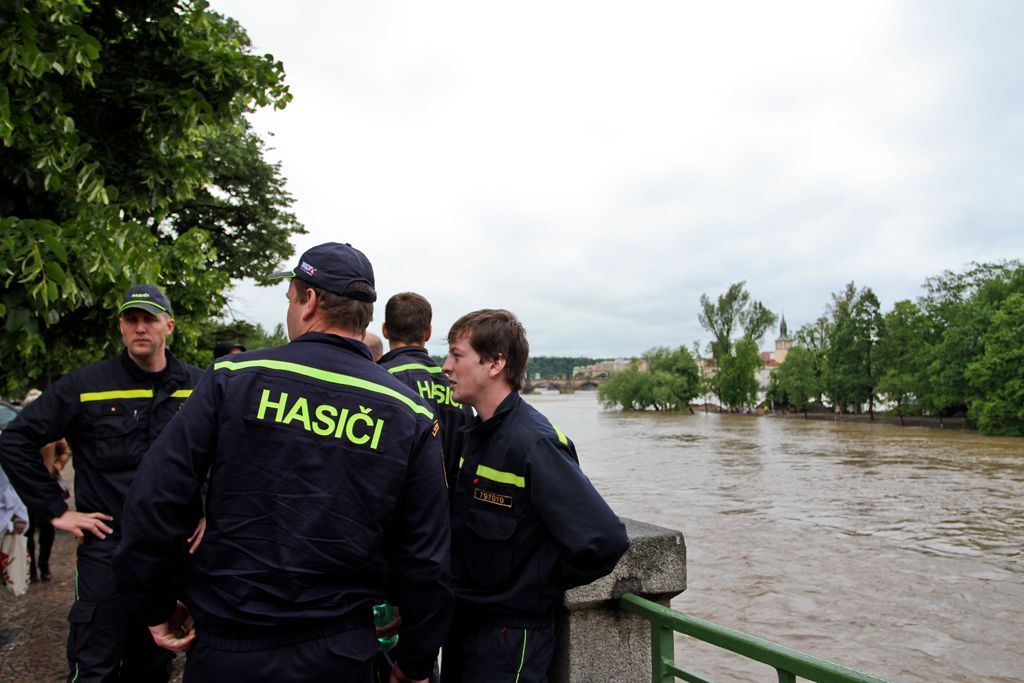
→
(0, 530, 186, 683)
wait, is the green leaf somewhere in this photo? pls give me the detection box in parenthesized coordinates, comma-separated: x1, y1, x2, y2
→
(44, 261, 67, 285)
(42, 233, 68, 263)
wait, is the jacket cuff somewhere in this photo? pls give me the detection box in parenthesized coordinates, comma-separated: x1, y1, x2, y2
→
(396, 652, 436, 681)
(43, 497, 69, 523)
(136, 595, 178, 627)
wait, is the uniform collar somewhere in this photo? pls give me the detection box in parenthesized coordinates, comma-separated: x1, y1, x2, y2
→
(119, 348, 183, 383)
(378, 345, 431, 365)
(291, 331, 372, 360)
(467, 391, 521, 435)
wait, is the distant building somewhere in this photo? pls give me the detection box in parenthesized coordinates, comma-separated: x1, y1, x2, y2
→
(757, 316, 795, 406)
(771, 314, 794, 364)
(572, 358, 631, 380)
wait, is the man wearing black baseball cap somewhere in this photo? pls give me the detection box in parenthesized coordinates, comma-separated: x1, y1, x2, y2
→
(212, 340, 246, 358)
(0, 283, 203, 682)
(115, 243, 453, 683)
(268, 241, 377, 303)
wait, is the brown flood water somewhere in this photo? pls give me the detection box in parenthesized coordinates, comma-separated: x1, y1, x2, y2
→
(525, 391, 1024, 682)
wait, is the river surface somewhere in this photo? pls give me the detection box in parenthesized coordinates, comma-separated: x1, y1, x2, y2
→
(523, 391, 1024, 682)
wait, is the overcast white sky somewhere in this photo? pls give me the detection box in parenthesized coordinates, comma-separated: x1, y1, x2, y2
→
(211, 0, 1024, 358)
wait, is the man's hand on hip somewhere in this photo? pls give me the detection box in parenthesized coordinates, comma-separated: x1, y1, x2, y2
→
(50, 510, 114, 539)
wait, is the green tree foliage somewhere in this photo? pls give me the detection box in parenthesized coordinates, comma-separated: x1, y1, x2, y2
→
(716, 336, 761, 409)
(770, 345, 821, 416)
(598, 366, 652, 411)
(775, 261, 1024, 434)
(916, 262, 1024, 423)
(796, 317, 831, 370)
(698, 281, 776, 410)
(164, 121, 304, 281)
(646, 346, 701, 410)
(964, 292, 1024, 435)
(699, 281, 776, 356)
(598, 346, 700, 411)
(194, 318, 288, 368)
(875, 300, 928, 424)
(824, 282, 882, 415)
(0, 0, 298, 393)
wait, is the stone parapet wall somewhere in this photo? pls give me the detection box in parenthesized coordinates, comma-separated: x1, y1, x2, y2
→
(551, 518, 687, 682)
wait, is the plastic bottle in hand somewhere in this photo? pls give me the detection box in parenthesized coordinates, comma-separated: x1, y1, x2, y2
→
(373, 601, 399, 651)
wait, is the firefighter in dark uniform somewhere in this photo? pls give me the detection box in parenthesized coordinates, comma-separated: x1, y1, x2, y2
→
(112, 243, 453, 683)
(0, 284, 203, 683)
(378, 291, 474, 493)
(439, 309, 629, 683)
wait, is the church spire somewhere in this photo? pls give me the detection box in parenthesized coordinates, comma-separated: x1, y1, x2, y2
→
(778, 314, 790, 340)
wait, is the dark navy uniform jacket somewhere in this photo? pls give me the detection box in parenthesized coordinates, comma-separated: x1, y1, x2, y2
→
(112, 332, 452, 679)
(450, 391, 628, 619)
(378, 345, 474, 491)
(0, 349, 202, 534)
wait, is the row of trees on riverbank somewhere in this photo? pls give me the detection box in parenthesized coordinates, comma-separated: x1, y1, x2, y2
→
(599, 261, 1024, 436)
(771, 261, 1024, 436)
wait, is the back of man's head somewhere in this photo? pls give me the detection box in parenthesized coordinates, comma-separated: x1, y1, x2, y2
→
(363, 331, 384, 361)
(447, 309, 529, 392)
(384, 292, 432, 345)
(271, 242, 377, 336)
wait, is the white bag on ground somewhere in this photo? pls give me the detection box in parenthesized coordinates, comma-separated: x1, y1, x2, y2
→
(1, 531, 29, 596)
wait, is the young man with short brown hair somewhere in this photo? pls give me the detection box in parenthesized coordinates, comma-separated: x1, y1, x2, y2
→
(440, 309, 628, 682)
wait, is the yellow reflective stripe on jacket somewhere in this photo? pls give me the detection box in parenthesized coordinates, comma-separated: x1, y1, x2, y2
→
(551, 423, 568, 446)
(475, 464, 526, 488)
(80, 389, 153, 402)
(387, 362, 444, 375)
(214, 358, 435, 420)
(171, 389, 192, 398)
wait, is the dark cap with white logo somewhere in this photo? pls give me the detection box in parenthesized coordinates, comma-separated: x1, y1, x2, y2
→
(269, 242, 376, 302)
(118, 284, 173, 317)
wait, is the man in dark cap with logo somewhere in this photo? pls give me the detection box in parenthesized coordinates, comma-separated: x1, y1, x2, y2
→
(113, 243, 453, 683)
(0, 284, 203, 683)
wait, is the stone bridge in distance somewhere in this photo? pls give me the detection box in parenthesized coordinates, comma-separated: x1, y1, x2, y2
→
(523, 377, 607, 394)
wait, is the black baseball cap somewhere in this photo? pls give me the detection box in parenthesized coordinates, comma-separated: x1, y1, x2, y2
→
(118, 284, 173, 317)
(269, 242, 376, 302)
(213, 340, 247, 357)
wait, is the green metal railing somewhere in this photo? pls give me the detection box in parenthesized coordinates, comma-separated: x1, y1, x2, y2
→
(619, 593, 889, 683)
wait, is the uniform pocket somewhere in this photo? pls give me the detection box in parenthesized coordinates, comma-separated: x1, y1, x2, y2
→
(324, 626, 378, 663)
(67, 601, 96, 624)
(457, 508, 518, 590)
(466, 508, 517, 541)
(67, 601, 96, 666)
(92, 408, 145, 471)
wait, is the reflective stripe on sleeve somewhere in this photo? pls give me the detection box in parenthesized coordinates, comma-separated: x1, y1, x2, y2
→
(170, 389, 192, 398)
(551, 423, 569, 446)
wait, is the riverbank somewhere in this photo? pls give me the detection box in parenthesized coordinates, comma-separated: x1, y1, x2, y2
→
(774, 410, 968, 430)
(689, 404, 969, 431)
